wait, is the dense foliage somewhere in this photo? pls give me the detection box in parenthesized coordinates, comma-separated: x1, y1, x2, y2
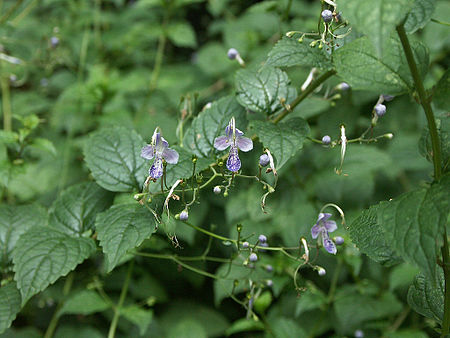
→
(0, 0, 449, 337)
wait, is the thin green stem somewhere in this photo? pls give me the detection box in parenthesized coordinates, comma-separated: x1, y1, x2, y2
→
(396, 24, 448, 335)
(108, 260, 134, 338)
(149, 12, 169, 92)
(272, 69, 336, 124)
(0, 0, 23, 23)
(1, 63, 12, 132)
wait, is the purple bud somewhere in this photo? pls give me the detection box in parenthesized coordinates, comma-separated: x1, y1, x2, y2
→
(227, 48, 239, 60)
(382, 94, 394, 102)
(180, 210, 189, 221)
(375, 103, 386, 117)
(338, 82, 350, 91)
(335, 236, 344, 245)
(213, 186, 221, 194)
(40, 78, 49, 87)
(259, 242, 268, 252)
(51, 36, 59, 47)
(249, 253, 258, 262)
(266, 265, 273, 272)
(318, 267, 326, 276)
(258, 234, 267, 243)
(259, 154, 270, 167)
(266, 279, 273, 287)
(322, 135, 331, 145)
(9, 75, 17, 82)
(321, 10, 333, 23)
(354, 330, 364, 338)
(242, 241, 249, 248)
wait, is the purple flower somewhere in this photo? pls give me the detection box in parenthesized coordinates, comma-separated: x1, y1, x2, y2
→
(258, 234, 267, 243)
(259, 154, 270, 167)
(249, 253, 258, 262)
(242, 241, 249, 248)
(180, 210, 189, 221)
(311, 213, 337, 254)
(321, 9, 333, 23)
(214, 117, 253, 172)
(50, 36, 59, 47)
(322, 135, 331, 145)
(141, 129, 179, 179)
(227, 48, 239, 60)
(375, 103, 386, 117)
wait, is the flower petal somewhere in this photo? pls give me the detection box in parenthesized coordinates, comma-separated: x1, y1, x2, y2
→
(311, 223, 322, 239)
(323, 236, 337, 255)
(149, 158, 164, 179)
(214, 136, 231, 151)
(237, 136, 253, 152)
(225, 125, 244, 138)
(318, 213, 332, 222)
(141, 145, 154, 160)
(162, 147, 179, 164)
(324, 220, 337, 233)
(155, 135, 169, 155)
(226, 147, 241, 172)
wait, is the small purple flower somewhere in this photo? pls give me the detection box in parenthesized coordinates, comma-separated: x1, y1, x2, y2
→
(227, 48, 239, 60)
(334, 236, 344, 245)
(213, 186, 221, 194)
(214, 117, 253, 172)
(375, 103, 386, 117)
(141, 129, 179, 179)
(382, 94, 394, 102)
(249, 253, 258, 262)
(322, 135, 331, 145)
(259, 154, 270, 167)
(338, 82, 350, 91)
(321, 10, 333, 23)
(258, 234, 267, 243)
(311, 213, 337, 254)
(318, 267, 326, 276)
(50, 36, 59, 47)
(242, 241, 249, 248)
(180, 210, 189, 221)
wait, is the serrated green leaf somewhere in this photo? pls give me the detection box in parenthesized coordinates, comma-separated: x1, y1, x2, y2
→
(339, 0, 412, 56)
(334, 36, 429, 94)
(266, 37, 333, 70)
(183, 96, 246, 157)
(167, 22, 197, 48)
(96, 204, 157, 272)
(235, 66, 290, 114)
(379, 175, 449, 281)
(433, 69, 450, 111)
(12, 227, 96, 304)
(0, 282, 21, 334)
(249, 117, 309, 169)
(84, 127, 147, 192)
(407, 270, 444, 323)
(49, 182, 113, 236)
(121, 305, 153, 335)
(419, 112, 449, 171)
(167, 320, 206, 338)
(404, 0, 437, 33)
(349, 204, 402, 266)
(58, 290, 109, 316)
(0, 204, 48, 265)
(30, 138, 57, 156)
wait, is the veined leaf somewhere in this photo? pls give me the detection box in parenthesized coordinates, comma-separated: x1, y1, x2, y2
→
(58, 290, 109, 316)
(249, 118, 310, 169)
(122, 305, 153, 336)
(0, 282, 21, 334)
(404, 0, 437, 33)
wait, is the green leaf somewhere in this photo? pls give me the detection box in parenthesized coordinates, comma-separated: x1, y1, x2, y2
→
(404, 0, 437, 33)
(29, 138, 57, 156)
(49, 183, 113, 236)
(295, 283, 328, 317)
(334, 36, 429, 94)
(84, 127, 147, 192)
(12, 227, 96, 304)
(121, 305, 153, 335)
(96, 204, 158, 273)
(419, 111, 449, 171)
(167, 22, 197, 48)
(349, 204, 402, 266)
(249, 117, 310, 169)
(58, 290, 109, 316)
(339, 0, 412, 56)
(0, 204, 48, 264)
(407, 270, 444, 323)
(225, 319, 264, 336)
(268, 318, 307, 338)
(167, 319, 206, 338)
(183, 96, 247, 157)
(266, 37, 333, 70)
(379, 175, 449, 281)
(0, 282, 21, 334)
(433, 69, 450, 111)
(235, 66, 290, 114)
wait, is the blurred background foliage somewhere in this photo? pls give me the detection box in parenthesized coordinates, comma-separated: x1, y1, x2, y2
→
(0, 0, 449, 337)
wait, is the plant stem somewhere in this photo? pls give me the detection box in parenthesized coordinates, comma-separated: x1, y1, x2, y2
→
(107, 260, 134, 338)
(396, 24, 448, 335)
(272, 69, 336, 124)
(1, 63, 12, 132)
(149, 11, 169, 92)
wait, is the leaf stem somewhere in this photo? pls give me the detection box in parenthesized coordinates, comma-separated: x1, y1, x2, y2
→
(1, 62, 12, 132)
(272, 69, 336, 124)
(149, 11, 169, 92)
(107, 260, 134, 338)
(396, 23, 448, 335)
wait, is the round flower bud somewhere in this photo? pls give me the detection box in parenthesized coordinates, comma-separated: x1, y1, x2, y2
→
(50, 36, 60, 47)
(227, 48, 239, 60)
(318, 267, 326, 276)
(259, 154, 270, 167)
(242, 241, 250, 248)
(179, 210, 189, 221)
(266, 279, 273, 287)
(334, 236, 344, 245)
(9, 74, 17, 83)
(321, 10, 333, 23)
(266, 265, 273, 272)
(382, 94, 394, 102)
(213, 186, 221, 194)
(338, 82, 350, 91)
(354, 330, 364, 338)
(322, 135, 331, 145)
(249, 253, 258, 262)
(258, 234, 267, 243)
(375, 103, 386, 117)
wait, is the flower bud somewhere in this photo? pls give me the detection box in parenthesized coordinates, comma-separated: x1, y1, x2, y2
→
(338, 82, 350, 91)
(375, 103, 386, 117)
(334, 236, 344, 245)
(258, 234, 267, 243)
(322, 135, 331, 145)
(266, 265, 273, 272)
(382, 94, 394, 102)
(242, 241, 249, 248)
(213, 186, 221, 194)
(179, 210, 189, 221)
(50, 36, 59, 47)
(266, 279, 273, 287)
(321, 10, 333, 23)
(259, 154, 270, 167)
(227, 48, 239, 60)
(318, 267, 326, 276)
(354, 330, 364, 338)
(249, 253, 258, 262)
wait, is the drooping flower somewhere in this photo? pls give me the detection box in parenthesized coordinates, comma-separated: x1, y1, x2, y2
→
(141, 129, 179, 179)
(214, 117, 253, 172)
(311, 213, 337, 254)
